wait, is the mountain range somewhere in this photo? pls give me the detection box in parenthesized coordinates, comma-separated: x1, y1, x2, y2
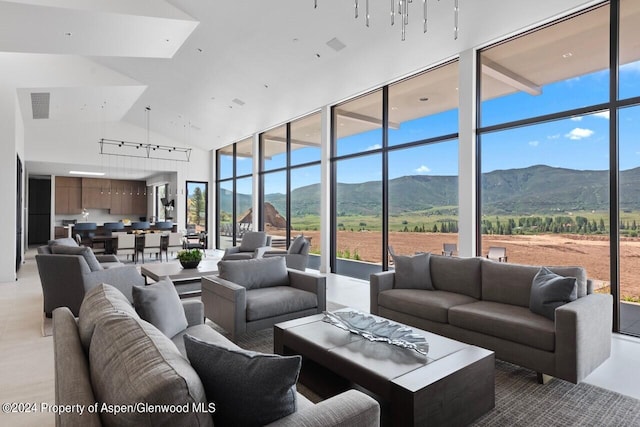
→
(218, 165, 640, 217)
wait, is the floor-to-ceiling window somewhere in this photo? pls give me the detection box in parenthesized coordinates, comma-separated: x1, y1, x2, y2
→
(478, 0, 640, 335)
(259, 113, 322, 262)
(387, 63, 459, 257)
(617, 0, 640, 334)
(216, 138, 253, 249)
(479, 2, 611, 289)
(332, 61, 460, 279)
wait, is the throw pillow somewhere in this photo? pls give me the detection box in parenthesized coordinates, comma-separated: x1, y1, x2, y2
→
(530, 267, 578, 320)
(392, 252, 434, 290)
(78, 283, 139, 351)
(132, 279, 188, 338)
(50, 245, 103, 272)
(184, 334, 301, 427)
(90, 316, 212, 427)
(217, 257, 289, 289)
(239, 232, 267, 252)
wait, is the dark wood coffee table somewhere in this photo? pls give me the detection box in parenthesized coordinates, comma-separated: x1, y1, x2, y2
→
(275, 310, 495, 427)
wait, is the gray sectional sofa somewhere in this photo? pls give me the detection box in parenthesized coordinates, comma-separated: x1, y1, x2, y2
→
(370, 255, 613, 384)
(53, 284, 380, 426)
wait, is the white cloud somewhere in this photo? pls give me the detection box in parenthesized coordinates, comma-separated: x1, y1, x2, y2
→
(415, 165, 431, 174)
(547, 134, 561, 140)
(565, 128, 594, 140)
(570, 116, 582, 121)
(528, 141, 539, 147)
(366, 143, 382, 150)
(593, 111, 610, 120)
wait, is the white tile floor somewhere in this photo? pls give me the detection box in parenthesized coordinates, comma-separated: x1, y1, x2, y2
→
(0, 249, 638, 427)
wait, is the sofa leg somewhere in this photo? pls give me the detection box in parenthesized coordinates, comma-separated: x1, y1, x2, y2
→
(537, 373, 554, 384)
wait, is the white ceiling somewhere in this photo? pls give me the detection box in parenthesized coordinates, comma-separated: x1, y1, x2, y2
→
(0, 0, 599, 177)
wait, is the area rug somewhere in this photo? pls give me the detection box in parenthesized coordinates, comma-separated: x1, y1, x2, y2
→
(229, 326, 640, 426)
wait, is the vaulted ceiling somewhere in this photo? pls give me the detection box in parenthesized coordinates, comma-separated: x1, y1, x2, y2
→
(1, 0, 596, 168)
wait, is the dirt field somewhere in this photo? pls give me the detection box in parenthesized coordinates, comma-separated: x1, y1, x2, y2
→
(266, 226, 640, 298)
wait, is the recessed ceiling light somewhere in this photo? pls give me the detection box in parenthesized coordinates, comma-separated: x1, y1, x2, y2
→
(391, 106, 399, 111)
(562, 52, 573, 59)
(419, 97, 429, 102)
(69, 171, 105, 176)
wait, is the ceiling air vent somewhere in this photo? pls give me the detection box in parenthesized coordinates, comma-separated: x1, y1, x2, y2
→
(326, 37, 346, 52)
(31, 92, 50, 119)
(232, 98, 245, 106)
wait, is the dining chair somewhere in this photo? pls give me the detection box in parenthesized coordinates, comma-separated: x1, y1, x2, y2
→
(139, 233, 162, 263)
(163, 232, 185, 261)
(114, 232, 137, 263)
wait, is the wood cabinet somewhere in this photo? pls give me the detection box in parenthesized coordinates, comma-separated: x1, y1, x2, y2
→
(55, 176, 146, 216)
(82, 178, 111, 209)
(55, 177, 82, 214)
(109, 179, 147, 216)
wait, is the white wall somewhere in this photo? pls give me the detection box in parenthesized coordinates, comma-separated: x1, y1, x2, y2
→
(0, 89, 17, 283)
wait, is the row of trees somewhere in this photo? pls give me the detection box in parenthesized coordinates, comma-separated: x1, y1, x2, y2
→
(393, 216, 613, 235)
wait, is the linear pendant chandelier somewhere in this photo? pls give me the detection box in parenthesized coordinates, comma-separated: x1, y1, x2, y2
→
(98, 106, 192, 162)
(314, 0, 459, 41)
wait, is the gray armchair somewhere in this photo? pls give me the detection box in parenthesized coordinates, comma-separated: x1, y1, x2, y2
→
(263, 234, 310, 271)
(35, 251, 145, 317)
(202, 257, 326, 340)
(222, 231, 272, 260)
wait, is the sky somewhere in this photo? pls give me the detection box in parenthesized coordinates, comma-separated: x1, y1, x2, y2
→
(221, 62, 640, 195)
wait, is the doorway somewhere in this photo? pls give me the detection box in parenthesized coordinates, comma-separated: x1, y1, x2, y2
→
(28, 177, 51, 246)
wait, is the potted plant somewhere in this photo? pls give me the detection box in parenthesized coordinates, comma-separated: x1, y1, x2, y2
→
(177, 248, 202, 269)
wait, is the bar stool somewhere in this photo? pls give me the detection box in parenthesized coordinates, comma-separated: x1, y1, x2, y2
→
(131, 221, 150, 231)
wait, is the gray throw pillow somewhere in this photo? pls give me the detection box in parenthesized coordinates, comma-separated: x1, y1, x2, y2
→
(132, 279, 188, 338)
(50, 245, 103, 271)
(392, 252, 433, 290)
(530, 267, 578, 320)
(218, 257, 289, 289)
(184, 334, 300, 427)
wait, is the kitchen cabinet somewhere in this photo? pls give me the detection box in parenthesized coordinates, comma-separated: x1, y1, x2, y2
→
(54, 176, 82, 214)
(109, 179, 147, 216)
(82, 178, 111, 209)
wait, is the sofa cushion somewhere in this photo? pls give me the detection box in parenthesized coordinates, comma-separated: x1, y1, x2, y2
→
(78, 283, 138, 351)
(529, 267, 577, 320)
(449, 301, 556, 352)
(392, 252, 433, 290)
(184, 334, 300, 427)
(246, 286, 318, 322)
(50, 245, 103, 272)
(239, 231, 267, 252)
(172, 324, 241, 357)
(378, 289, 477, 323)
(429, 255, 482, 299)
(90, 315, 212, 427)
(218, 257, 289, 290)
(482, 261, 587, 307)
(132, 279, 188, 338)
